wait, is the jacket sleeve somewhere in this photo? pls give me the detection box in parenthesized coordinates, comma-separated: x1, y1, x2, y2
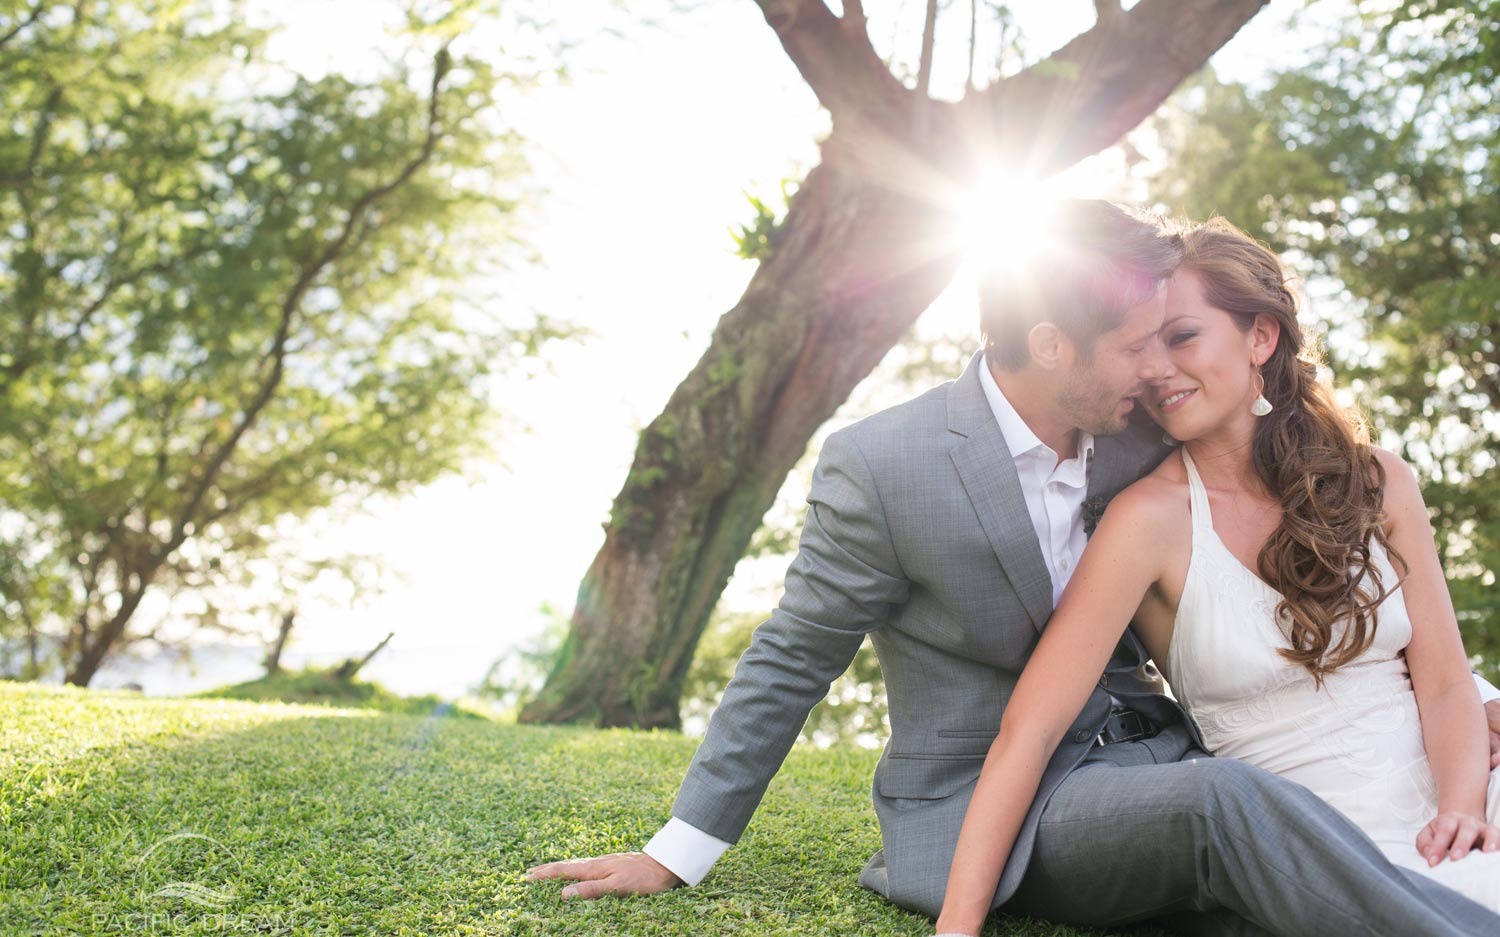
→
(669, 427, 911, 842)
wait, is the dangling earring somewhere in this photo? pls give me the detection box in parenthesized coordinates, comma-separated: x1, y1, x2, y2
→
(1251, 369, 1273, 417)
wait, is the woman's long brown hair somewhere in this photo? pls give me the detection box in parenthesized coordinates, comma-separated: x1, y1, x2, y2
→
(1178, 218, 1404, 684)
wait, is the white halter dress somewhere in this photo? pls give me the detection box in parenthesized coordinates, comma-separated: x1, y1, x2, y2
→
(1165, 448, 1500, 910)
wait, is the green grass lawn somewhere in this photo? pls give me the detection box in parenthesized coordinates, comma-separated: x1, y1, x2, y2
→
(0, 683, 1148, 936)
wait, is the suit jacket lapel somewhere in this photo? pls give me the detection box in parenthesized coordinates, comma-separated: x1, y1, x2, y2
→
(1088, 416, 1174, 502)
(948, 353, 1053, 632)
(1086, 432, 1137, 502)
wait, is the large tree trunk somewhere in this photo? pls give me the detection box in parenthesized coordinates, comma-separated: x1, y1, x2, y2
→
(523, 136, 962, 727)
(521, 0, 1269, 728)
(65, 585, 150, 686)
(265, 610, 296, 675)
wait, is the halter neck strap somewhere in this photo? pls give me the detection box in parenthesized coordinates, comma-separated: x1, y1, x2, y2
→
(1180, 447, 1215, 533)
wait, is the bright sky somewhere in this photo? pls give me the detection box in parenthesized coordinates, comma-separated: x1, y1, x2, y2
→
(105, 0, 1324, 698)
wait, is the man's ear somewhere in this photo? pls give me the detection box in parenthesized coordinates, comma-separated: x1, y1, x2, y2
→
(1249, 313, 1281, 367)
(1027, 323, 1070, 371)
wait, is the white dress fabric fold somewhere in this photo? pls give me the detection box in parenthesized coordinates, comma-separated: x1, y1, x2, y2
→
(1166, 447, 1500, 911)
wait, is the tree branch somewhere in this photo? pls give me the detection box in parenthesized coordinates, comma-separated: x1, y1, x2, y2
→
(752, 0, 911, 126)
(264, 610, 294, 674)
(0, 2, 47, 51)
(916, 0, 938, 97)
(71, 246, 212, 343)
(333, 631, 393, 680)
(66, 545, 97, 665)
(21, 86, 61, 187)
(166, 47, 454, 558)
(967, 0, 1269, 169)
(966, 0, 978, 91)
(7, 84, 65, 379)
(2, 241, 217, 390)
(195, 471, 292, 531)
(70, 50, 459, 677)
(12, 598, 43, 680)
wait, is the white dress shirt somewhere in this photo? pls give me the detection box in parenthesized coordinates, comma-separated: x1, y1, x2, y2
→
(978, 360, 1094, 606)
(643, 367, 1500, 885)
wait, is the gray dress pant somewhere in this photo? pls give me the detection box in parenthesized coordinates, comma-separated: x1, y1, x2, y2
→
(1002, 725, 1500, 936)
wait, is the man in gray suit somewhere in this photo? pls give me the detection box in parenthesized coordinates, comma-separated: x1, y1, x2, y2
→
(528, 200, 1500, 934)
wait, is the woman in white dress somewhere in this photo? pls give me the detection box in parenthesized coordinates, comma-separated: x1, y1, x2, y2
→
(933, 218, 1500, 936)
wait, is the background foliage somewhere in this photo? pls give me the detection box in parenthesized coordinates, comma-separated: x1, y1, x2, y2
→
(0, 0, 558, 683)
(1144, 0, 1500, 679)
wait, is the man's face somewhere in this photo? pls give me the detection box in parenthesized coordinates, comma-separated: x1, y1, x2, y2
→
(1056, 290, 1169, 436)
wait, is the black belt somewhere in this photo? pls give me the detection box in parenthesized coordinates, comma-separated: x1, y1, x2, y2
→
(1094, 706, 1158, 747)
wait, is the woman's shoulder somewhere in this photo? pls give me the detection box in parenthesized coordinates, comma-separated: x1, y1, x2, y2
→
(1368, 445, 1428, 527)
(1369, 445, 1417, 484)
(1097, 449, 1191, 535)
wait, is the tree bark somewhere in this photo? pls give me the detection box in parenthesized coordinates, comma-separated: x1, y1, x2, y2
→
(521, 0, 1270, 729)
(917, 0, 939, 97)
(265, 610, 295, 675)
(65, 585, 150, 686)
(523, 138, 962, 727)
(19, 603, 41, 680)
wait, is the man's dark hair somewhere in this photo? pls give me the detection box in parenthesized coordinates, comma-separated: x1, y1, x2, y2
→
(979, 199, 1183, 370)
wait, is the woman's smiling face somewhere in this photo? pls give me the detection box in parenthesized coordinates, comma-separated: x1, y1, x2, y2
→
(1144, 270, 1275, 441)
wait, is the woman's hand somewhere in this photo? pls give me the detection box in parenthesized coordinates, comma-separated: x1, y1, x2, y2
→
(1415, 811, 1500, 865)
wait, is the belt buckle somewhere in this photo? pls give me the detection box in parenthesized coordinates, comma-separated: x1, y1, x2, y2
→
(1094, 706, 1155, 747)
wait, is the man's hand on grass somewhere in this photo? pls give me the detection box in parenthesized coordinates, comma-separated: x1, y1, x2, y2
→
(525, 852, 683, 900)
(1486, 700, 1500, 769)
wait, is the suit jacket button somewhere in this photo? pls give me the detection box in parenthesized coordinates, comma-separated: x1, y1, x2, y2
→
(1073, 730, 1092, 743)
(1099, 675, 1110, 688)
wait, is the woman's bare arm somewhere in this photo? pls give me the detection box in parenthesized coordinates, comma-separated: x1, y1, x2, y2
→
(933, 483, 1176, 935)
(1377, 448, 1500, 863)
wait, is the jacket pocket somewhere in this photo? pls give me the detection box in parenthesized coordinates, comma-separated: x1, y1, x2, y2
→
(876, 753, 983, 801)
(935, 728, 997, 741)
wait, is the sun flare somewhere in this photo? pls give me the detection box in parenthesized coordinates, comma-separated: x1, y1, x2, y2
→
(950, 168, 1062, 279)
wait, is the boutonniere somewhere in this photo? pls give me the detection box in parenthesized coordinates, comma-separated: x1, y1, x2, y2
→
(1082, 496, 1110, 538)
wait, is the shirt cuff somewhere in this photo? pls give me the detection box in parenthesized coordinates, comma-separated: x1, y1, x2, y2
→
(1475, 672, 1500, 706)
(643, 816, 731, 887)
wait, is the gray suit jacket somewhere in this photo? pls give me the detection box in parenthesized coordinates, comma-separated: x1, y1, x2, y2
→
(671, 351, 1189, 914)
